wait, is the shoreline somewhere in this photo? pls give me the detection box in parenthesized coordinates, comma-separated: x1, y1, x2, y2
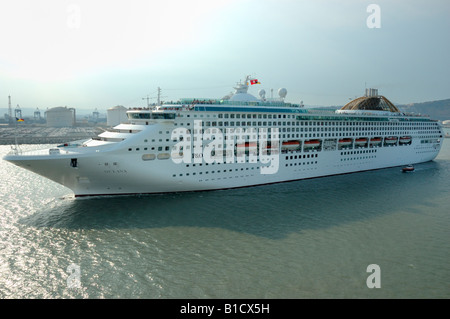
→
(0, 126, 104, 145)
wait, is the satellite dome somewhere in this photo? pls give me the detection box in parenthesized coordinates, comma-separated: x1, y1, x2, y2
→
(278, 88, 287, 99)
(258, 89, 266, 99)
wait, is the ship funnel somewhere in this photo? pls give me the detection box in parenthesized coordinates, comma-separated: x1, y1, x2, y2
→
(365, 88, 378, 97)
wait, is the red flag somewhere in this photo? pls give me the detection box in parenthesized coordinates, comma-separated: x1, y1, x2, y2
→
(250, 79, 260, 85)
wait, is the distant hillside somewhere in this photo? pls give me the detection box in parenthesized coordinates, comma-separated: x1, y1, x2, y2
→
(397, 99, 450, 121)
(307, 98, 450, 122)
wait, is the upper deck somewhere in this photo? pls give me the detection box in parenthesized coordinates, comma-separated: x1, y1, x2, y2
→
(126, 79, 435, 125)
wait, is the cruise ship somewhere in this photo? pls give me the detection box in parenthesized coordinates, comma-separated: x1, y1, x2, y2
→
(4, 76, 444, 197)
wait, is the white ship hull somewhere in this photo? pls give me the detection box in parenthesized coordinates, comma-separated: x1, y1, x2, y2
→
(4, 118, 442, 197)
(3, 78, 444, 197)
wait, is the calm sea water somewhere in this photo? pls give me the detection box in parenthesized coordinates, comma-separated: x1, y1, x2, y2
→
(1, 132, 450, 299)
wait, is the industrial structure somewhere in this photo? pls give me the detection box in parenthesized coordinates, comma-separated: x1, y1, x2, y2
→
(45, 106, 76, 127)
(107, 105, 128, 127)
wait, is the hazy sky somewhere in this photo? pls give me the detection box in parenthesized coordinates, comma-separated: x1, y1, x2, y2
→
(1, 0, 449, 113)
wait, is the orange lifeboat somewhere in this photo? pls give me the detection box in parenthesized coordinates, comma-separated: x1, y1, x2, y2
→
(262, 143, 279, 154)
(303, 140, 320, 148)
(282, 140, 301, 150)
(355, 138, 368, 146)
(399, 136, 412, 144)
(338, 138, 352, 146)
(370, 137, 382, 145)
(236, 142, 257, 150)
(384, 136, 398, 144)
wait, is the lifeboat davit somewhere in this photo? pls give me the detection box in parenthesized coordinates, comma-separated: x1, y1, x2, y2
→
(399, 136, 412, 144)
(338, 138, 352, 146)
(303, 140, 320, 148)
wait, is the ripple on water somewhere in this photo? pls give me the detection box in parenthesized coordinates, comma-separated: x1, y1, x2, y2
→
(1, 144, 450, 298)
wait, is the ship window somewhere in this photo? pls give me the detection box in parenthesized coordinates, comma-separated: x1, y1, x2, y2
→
(157, 153, 170, 160)
(142, 154, 156, 161)
(152, 113, 175, 119)
(128, 113, 151, 119)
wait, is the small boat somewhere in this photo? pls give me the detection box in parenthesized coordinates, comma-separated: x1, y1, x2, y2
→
(402, 165, 414, 172)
